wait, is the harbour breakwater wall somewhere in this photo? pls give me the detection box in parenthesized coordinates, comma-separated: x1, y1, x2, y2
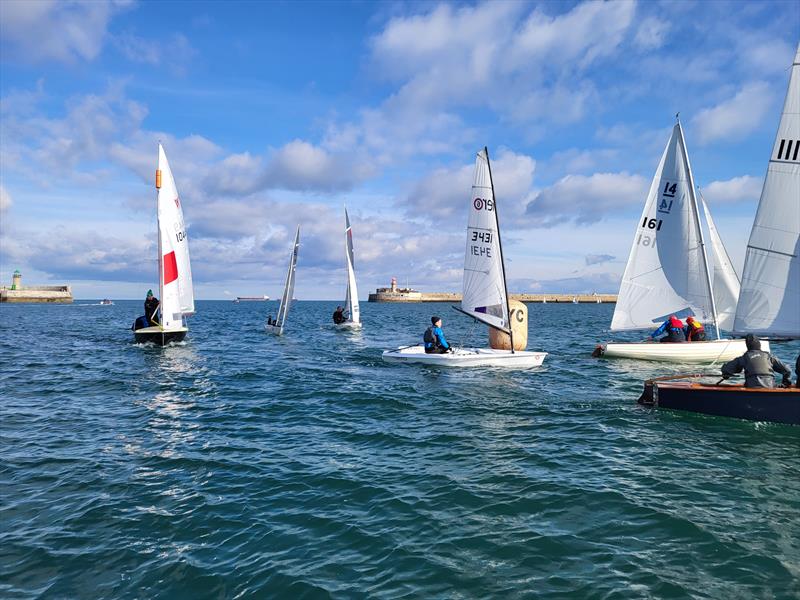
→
(1, 285, 73, 303)
(368, 292, 616, 303)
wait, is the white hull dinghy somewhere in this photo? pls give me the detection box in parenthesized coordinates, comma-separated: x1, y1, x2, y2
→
(133, 144, 195, 346)
(334, 207, 362, 331)
(382, 345, 546, 367)
(595, 338, 764, 363)
(266, 227, 300, 336)
(596, 118, 741, 362)
(382, 147, 547, 368)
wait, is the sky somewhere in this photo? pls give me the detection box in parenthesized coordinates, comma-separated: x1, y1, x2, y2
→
(0, 0, 798, 300)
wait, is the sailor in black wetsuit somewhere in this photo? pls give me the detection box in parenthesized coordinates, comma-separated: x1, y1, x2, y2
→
(333, 306, 346, 325)
(144, 289, 160, 326)
(721, 334, 792, 388)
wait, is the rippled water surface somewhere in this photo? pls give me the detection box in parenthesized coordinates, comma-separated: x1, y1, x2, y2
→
(1, 300, 799, 599)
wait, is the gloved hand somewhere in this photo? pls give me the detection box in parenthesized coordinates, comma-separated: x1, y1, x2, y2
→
(782, 376, 792, 388)
(721, 373, 731, 380)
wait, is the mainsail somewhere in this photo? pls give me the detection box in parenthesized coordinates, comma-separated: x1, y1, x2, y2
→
(461, 148, 511, 334)
(272, 226, 300, 333)
(344, 207, 360, 324)
(156, 144, 194, 330)
(700, 192, 740, 331)
(611, 122, 717, 332)
(733, 44, 800, 338)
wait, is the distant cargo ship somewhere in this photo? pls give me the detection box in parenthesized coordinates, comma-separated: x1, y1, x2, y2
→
(233, 295, 269, 303)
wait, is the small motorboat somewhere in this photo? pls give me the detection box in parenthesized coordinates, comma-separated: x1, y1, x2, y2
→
(100, 299, 114, 305)
(593, 338, 763, 363)
(638, 374, 800, 425)
(382, 345, 546, 368)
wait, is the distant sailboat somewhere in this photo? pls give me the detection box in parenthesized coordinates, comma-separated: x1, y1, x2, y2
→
(594, 120, 754, 362)
(733, 43, 800, 339)
(334, 207, 362, 330)
(133, 144, 195, 346)
(382, 147, 547, 367)
(265, 226, 300, 336)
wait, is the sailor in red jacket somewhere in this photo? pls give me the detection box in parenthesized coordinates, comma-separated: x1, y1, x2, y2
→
(684, 316, 706, 341)
(650, 315, 686, 343)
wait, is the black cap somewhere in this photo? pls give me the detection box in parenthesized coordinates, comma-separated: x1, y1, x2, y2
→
(431, 316, 440, 325)
(745, 333, 761, 351)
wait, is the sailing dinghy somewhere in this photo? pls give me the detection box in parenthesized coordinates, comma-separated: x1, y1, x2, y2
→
(382, 148, 547, 368)
(637, 45, 800, 423)
(594, 119, 753, 362)
(133, 144, 195, 346)
(265, 226, 300, 336)
(334, 207, 362, 330)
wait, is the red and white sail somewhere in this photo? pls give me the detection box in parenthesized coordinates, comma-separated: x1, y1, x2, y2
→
(156, 144, 194, 330)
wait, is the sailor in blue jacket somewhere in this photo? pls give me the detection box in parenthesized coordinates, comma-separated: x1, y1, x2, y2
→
(650, 315, 686, 343)
(424, 316, 451, 354)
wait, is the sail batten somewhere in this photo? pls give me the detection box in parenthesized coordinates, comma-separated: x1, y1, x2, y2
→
(733, 43, 800, 338)
(611, 123, 714, 331)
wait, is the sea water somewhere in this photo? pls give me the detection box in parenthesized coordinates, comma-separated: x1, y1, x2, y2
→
(1, 301, 798, 598)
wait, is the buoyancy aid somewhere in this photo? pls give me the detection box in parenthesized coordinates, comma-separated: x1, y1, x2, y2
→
(423, 326, 437, 348)
(688, 320, 704, 332)
(669, 315, 684, 331)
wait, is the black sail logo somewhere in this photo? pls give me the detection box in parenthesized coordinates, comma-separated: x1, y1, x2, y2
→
(775, 139, 800, 161)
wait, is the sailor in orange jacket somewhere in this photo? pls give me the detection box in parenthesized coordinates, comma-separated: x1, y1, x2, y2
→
(684, 316, 706, 341)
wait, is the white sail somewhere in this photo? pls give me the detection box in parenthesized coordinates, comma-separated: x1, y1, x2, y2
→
(461, 148, 510, 333)
(611, 122, 715, 331)
(271, 227, 300, 334)
(733, 44, 800, 338)
(700, 193, 740, 331)
(156, 144, 194, 330)
(344, 207, 360, 324)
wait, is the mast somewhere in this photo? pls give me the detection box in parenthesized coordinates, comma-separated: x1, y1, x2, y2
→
(484, 146, 515, 353)
(156, 144, 164, 328)
(677, 119, 720, 339)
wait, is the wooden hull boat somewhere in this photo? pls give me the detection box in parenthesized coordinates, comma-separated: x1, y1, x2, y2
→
(593, 338, 762, 362)
(134, 326, 188, 346)
(638, 376, 799, 425)
(382, 345, 547, 368)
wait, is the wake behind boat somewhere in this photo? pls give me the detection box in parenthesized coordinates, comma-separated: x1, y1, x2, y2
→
(265, 227, 300, 336)
(594, 117, 746, 363)
(382, 147, 547, 368)
(132, 144, 195, 346)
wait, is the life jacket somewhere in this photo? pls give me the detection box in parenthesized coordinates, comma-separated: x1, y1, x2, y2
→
(669, 316, 684, 330)
(688, 320, 704, 332)
(423, 326, 438, 348)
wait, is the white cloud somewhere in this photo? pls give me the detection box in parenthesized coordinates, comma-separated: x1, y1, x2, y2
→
(404, 149, 536, 219)
(701, 175, 762, 204)
(525, 172, 649, 227)
(112, 32, 196, 74)
(0, 0, 130, 64)
(633, 16, 669, 51)
(0, 185, 11, 213)
(585, 253, 615, 266)
(692, 81, 773, 144)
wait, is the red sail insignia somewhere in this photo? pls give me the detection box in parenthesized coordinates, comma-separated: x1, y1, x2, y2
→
(163, 251, 178, 284)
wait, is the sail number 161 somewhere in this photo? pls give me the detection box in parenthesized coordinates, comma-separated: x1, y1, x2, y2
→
(641, 217, 663, 231)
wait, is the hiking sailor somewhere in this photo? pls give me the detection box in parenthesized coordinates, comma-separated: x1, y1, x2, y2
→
(332, 305, 346, 325)
(144, 289, 160, 326)
(721, 334, 792, 388)
(424, 316, 451, 354)
(650, 315, 686, 343)
(684, 316, 706, 341)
